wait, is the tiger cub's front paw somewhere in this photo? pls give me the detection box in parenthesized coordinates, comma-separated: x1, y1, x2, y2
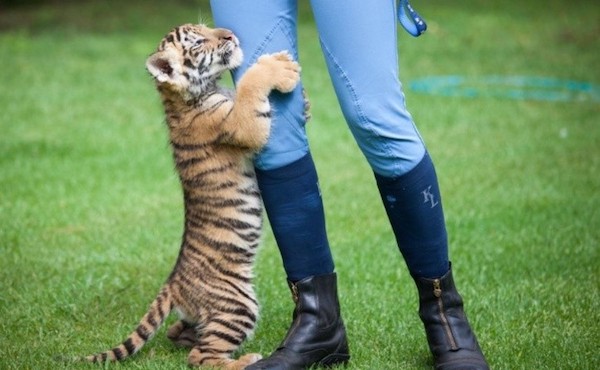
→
(257, 51, 300, 93)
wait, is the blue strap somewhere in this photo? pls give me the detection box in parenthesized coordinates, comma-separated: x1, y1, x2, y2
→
(398, 0, 427, 37)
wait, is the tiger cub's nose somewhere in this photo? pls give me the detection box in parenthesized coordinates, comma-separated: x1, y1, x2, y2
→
(215, 28, 235, 42)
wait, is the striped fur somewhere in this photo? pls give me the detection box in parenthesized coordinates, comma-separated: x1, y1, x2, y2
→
(84, 24, 300, 369)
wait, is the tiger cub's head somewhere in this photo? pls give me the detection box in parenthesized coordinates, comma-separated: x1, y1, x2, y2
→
(146, 24, 243, 101)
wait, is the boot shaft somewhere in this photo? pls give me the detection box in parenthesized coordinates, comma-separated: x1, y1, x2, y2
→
(287, 273, 341, 327)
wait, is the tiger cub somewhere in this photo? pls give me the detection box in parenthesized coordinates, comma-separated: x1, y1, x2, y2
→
(83, 24, 300, 369)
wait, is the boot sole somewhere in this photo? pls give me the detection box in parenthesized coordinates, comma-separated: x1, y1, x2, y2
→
(319, 353, 351, 368)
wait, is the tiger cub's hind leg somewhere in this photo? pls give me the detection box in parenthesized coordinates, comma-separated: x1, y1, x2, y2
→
(188, 350, 262, 370)
(230, 353, 263, 369)
(187, 317, 261, 369)
(167, 320, 197, 348)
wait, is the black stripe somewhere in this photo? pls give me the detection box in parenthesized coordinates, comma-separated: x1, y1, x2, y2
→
(241, 171, 258, 180)
(155, 295, 166, 320)
(185, 215, 223, 230)
(217, 306, 257, 323)
(232, 318, 255, 330)
(223, 217, 255, 230)
(171, 141, 210, 151)
(182, 177, 238, 190)
(241, 207, 262, 217)
(237, 231, 261, 243)
(221, 252, 255, 265)
(158, 299, 169, 320)
(200, 347, 235, 354)
(147, 312, 158, 327)
(176, 156, 207, 170)
(188, 109, 208, 125)
(113, 347, 125, 361)
(205, 330, 242, 346)
(200, 220, 260, 244)
(239, 187, 261, 196)
(184, 58, 195, 69)
(196, 340, 222, 349)
(191, 97, 229, 120)
(136, 325, 150, 341)
(187, 229, 254, 261)
(210, 292, 251, 309)
(214, 131, 232, 143)
(187, 195, 246, 208)
(194, 38, 207, 46)
(182, 177, 208, 187)
(223, 279, 258, 306)
(219, 105, 234, 124)
(123, 338, 136, 355)
(200, 355, 224, 364)
(206, 97, 228, 111)
(187, 214, 254, 233)
(160, 287, 170, 300)
(197, 54, 207, 67)
(173, 267, 196, 288)
(213, 317, 248, 334)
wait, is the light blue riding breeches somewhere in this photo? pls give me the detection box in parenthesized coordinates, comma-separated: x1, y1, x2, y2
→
(210, 0, 426, 178)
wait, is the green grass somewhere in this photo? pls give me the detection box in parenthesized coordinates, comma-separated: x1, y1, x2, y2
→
(1, 0, 599, 369)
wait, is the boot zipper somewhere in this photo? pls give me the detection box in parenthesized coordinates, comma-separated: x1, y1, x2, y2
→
(282, 282, 301, 346)
(433, 279, 458, 350)
(291, 282, 299, 304)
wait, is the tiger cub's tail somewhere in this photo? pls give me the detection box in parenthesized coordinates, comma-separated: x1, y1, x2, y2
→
(85, 285, 173, 363)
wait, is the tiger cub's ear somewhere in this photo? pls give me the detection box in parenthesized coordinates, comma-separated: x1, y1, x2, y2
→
(146, 48, 185, 85)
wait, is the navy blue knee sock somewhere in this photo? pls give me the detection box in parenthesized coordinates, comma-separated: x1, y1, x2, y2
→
(256, 153, 335, 282)
(375, 152, 450, 279)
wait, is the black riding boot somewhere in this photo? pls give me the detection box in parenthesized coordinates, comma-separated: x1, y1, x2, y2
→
(246, 273, 350, 370)
(414, 265, 489, 370)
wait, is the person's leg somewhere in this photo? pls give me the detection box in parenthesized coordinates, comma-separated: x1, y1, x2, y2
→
(211, 3, 350, 369)
(210, 0, 334, 282)
(310, 0, 448, 279)
(310, 1, 488, 368)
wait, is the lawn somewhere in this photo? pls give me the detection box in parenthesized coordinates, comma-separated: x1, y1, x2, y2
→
(0, 0, 598, 369)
